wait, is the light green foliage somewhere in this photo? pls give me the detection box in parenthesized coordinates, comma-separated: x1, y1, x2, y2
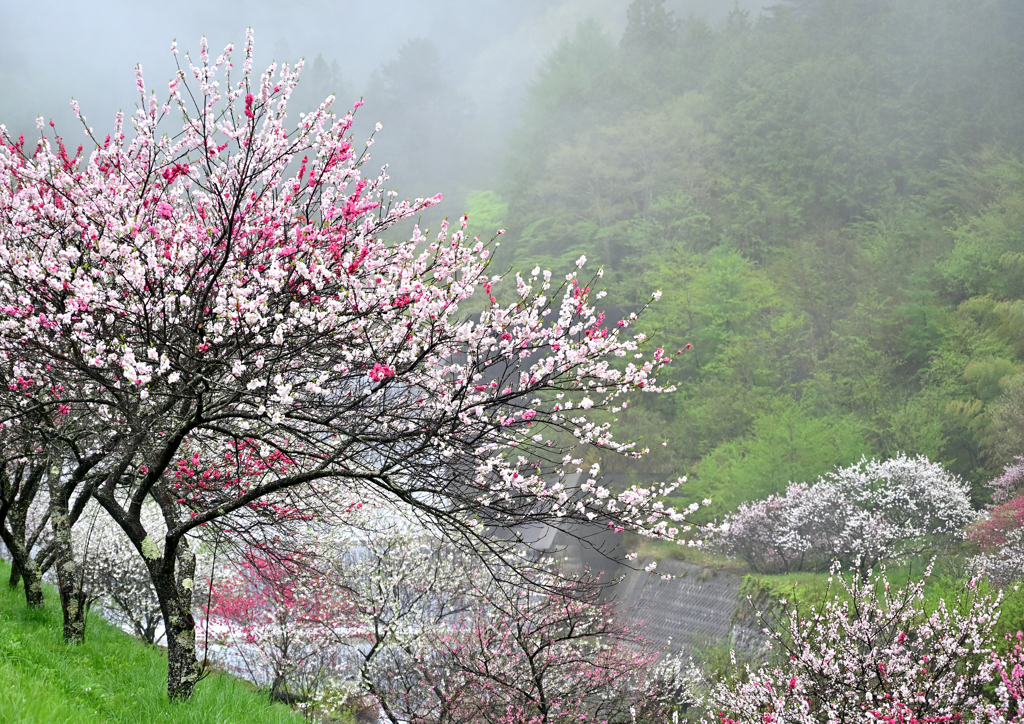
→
(989, 374, 1024, 463)
(937, 156, 1024, 302)
(881, 391, 949, 462)
(691, 398, 870, 519)
(0, 561, 302, 723)
(464, 190, 507, 238)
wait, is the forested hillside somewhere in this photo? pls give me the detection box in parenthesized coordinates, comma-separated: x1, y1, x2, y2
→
(473, 0, 1024, 519)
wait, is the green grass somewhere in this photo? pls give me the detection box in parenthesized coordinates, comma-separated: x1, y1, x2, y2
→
(0, 560, 303, 724)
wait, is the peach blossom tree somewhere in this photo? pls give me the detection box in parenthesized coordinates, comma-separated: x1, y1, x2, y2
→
(0, 31, 695, 700)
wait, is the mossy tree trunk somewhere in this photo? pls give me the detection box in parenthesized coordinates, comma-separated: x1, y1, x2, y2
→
(0, 462, 46, 608)
(148, 540, 201, 702)
(0, 526, 44, 607)
(94, 482, 204, 702)
(46, 463, 86, 644)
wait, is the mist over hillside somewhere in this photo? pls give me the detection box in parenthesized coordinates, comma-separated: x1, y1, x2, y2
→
(0, 0, 771, 196)
(5, 3, 1024, 719)
(4, 0, 1022, 515)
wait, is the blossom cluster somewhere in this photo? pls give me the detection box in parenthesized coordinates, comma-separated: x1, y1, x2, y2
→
(710, 455, 976, 574)
(968, 456, 1024, 587)
(988, 457, 1024, 504)
(691, 561, 1024, 723)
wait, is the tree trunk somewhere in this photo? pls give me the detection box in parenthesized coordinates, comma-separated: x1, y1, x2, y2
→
(165, 601, 201, 702)
(0, 524, 44, 607)
(47, 464, 86, 644)
(17, 556, 43, 608)
(151, 542, 201, 701)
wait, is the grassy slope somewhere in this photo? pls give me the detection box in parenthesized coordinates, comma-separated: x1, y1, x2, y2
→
(0, 561, 302, 724)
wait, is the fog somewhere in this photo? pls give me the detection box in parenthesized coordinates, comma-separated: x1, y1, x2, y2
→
(0, 0, 773, 204)
(4, 0, 1019, 517)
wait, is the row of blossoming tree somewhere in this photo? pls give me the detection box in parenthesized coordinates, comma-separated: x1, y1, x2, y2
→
(4, 28, 1024, 724)
(0, 31, 700, 708)
(48, 453, 1024, 723)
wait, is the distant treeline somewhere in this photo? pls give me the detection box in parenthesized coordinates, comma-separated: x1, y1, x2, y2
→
(473, 0, 1024, 518)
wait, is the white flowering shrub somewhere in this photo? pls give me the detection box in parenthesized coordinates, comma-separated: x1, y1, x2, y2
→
(971, 526, 1024, 587)
(712, 455, 977, 574)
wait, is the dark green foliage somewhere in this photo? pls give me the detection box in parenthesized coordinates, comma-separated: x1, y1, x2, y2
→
(287, 53, 355, 122)
(362, 37, 469, 196)
(488, 0, 1024, 515)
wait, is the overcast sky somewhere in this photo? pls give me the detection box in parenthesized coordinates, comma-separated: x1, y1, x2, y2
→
(0, 0, 773, 136)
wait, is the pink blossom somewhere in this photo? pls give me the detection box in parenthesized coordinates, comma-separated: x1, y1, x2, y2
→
(367, 363, 394, 382)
